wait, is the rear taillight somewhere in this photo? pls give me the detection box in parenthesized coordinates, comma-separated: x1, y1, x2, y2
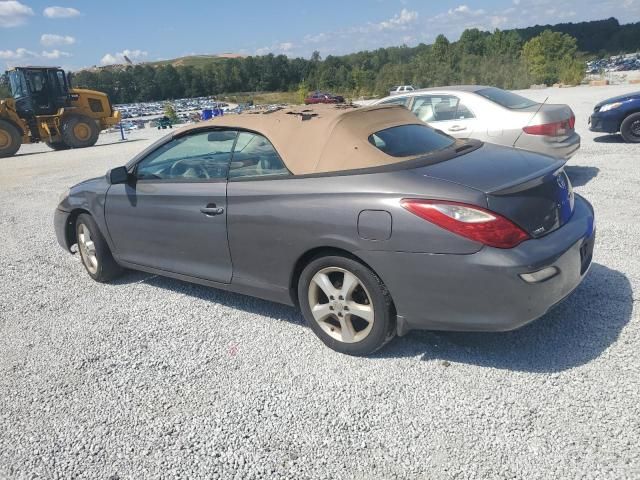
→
(400, 199, 530, 249)
(523, 114, 575, 137)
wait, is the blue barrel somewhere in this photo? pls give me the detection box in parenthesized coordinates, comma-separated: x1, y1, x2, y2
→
(201, 109, 213, 120)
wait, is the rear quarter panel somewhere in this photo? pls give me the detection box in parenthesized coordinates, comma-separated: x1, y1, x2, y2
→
(226, 170, 485, 297)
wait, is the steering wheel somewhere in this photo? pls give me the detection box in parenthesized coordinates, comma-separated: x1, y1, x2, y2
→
(169, 160, 210, 179)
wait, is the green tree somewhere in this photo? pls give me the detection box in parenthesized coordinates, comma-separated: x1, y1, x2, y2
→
(522, 30, 580, 85)
(163, 103, 178, 123)
(296, 80, 309, 104)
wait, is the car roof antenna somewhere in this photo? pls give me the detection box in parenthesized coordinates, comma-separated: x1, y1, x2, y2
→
(512, 96, 548, 150)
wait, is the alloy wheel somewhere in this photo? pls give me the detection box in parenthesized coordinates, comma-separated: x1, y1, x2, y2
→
(78, 223, 98, 274)
(307, 267, 374, 343)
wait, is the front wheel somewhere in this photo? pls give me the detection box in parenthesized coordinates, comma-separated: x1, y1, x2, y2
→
(620, 112, 640, 143)
(298, 255, 396, 355)
(75, 214, 123, 282)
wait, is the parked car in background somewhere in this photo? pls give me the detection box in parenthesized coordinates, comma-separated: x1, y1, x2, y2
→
(55, 104, 594, 356)
(389, 85, 415, 95)
(304, 91, 345, 105)
(155, 116, 173, 129)
(374, 85, 580, 160)
(589, 91, 640, 143)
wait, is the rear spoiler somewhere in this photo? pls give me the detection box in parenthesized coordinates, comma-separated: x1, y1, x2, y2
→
(488, 159, 566, 195)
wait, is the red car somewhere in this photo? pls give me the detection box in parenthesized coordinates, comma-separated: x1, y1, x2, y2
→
(304, 91, 345, 105)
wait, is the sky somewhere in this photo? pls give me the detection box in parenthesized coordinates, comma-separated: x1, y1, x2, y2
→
(1, 0, 640, 71)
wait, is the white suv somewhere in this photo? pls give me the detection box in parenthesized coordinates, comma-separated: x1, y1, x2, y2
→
(389, 85, 415, 96)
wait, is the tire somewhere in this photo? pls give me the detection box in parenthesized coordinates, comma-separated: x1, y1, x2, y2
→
(0, 119, 22, 158)
(298, 255, 396, 355)
(46, 140, 70, 151)
(620, 112, 640, 143)
(61, 115, 99, 149)
(75, 213, 123, 282)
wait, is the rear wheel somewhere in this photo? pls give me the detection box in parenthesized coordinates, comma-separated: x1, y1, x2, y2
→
(61, 115, 99, 148)
(620, 113, 640, 143)
(46, 140, 70, 151)
(0, 119, 22, 158)
(75, 214, 123, 282)
(298, 255, 396, 355)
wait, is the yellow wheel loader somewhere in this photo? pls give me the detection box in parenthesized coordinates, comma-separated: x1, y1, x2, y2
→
(0, 66, 121, 158)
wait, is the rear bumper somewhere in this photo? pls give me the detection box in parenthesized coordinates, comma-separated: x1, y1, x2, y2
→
(516, 131, 581, 160)
(588, 112, 620, 134)
(357, 194, 595, 334)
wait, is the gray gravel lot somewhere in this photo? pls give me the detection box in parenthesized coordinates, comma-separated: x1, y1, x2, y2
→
(1, 85, 639, 479)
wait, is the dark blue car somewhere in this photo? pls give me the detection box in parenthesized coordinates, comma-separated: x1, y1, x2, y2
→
(589, 91, 640, 143)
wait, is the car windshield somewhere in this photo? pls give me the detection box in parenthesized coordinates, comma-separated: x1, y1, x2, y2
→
(368, 124, 455, 157)
(476, 87, 537, 109)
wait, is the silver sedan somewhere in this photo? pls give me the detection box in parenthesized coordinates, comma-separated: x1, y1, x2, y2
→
(373, 85, 580, 159)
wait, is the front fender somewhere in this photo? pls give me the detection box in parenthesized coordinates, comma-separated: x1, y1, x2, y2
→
(57, 177, 115, 252)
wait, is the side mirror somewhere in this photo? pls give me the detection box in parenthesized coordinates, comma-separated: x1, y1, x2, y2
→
(108, 166, 129, 184)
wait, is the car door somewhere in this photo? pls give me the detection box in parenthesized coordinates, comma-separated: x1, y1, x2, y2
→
(410, 94, 477, 138)
(104, 129, 237, 283)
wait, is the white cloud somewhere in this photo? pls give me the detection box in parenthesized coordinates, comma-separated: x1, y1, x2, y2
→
(0, 47, 71, 63)
(40, 33, 75, 46)
(303, 32, 328, 44)
(41, 49, 71, 59)
(43, 6, 81, 18)
(444, 5, 486, 17)
(100, 49, 148, 65)
(376, 8, 418, 30)
(0, 47, 36, 59)
(0, 1, 34, 27)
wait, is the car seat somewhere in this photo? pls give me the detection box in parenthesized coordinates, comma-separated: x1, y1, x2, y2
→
(415, 104, 435, 122)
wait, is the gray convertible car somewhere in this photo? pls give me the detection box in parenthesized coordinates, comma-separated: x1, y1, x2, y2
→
(55, 104, 595, 355)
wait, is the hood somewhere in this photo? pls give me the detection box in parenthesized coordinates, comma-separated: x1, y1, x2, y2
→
(595, 91, 640, 108)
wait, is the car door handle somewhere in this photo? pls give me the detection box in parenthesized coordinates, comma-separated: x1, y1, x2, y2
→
(200, 204, 224, 216)
(448, 125, 466, 132)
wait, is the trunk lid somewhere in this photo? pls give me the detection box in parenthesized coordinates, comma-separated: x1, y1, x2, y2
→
(412, 143, 574, 238)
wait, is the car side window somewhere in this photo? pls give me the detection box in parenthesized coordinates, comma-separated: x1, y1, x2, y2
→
(454, 99, 475, 120)
(411, 95, 475, 122)
(136, 130, 237, 181)
(229, 132, 289, 179)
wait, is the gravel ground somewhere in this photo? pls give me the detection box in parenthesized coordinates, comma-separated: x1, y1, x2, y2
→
(1, 85, 639, 479)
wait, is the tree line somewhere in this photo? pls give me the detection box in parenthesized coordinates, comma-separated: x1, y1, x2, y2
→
(2, 17, 638, 103)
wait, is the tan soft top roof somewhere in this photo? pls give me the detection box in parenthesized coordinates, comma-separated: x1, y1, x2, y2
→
(175, 104, 425, 175)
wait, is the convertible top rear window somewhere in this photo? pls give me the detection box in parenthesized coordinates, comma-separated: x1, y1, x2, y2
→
(368, 124, 455, 157)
